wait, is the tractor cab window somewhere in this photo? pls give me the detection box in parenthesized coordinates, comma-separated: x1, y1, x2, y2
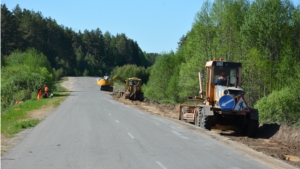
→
(135, 80, 140, 86)
(129, 80, 133, 86)
(213, 66, 238, 86)
(129, 80, 139, 86)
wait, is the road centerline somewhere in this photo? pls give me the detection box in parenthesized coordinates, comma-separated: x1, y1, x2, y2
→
(156, 161, 167, 169)
(128, 133, 134, 139)
(172, 130, 189, 139)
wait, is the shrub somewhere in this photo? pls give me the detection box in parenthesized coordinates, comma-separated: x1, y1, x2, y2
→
(255, 87, 300, 126)
(1, 49, 54, 109)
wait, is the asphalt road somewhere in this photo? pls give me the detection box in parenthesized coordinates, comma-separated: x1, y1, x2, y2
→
(1, 77, 294, 169)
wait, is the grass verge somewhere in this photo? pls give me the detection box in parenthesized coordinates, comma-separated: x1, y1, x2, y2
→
(1, 83, 70, 138)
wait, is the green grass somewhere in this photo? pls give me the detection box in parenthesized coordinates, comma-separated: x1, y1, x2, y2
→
(1, 83, 70, 137)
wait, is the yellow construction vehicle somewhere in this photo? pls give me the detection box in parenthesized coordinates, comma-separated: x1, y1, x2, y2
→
(97, 76, 125, 92)
(122, 77, 144, 101)
(179, 58, 259, 137)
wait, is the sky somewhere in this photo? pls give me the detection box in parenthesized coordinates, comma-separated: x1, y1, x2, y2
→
(2, 0, 300, 54)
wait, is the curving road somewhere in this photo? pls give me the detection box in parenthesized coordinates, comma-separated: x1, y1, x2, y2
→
(1, 77, 295, 169)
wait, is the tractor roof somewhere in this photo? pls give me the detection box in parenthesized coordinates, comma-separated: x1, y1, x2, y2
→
(128, 77, 141, 80)
(205, 61, 242, 68)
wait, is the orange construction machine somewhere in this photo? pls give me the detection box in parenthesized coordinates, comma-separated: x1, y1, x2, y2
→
(179, 58, 259, 137)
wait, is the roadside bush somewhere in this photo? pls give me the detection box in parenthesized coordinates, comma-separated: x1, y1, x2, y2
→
(1, 49, 54, 109)
(255, 66, 300, 127)
(142, 52, 182, 102)
(53, 67, 65, 81)
(255, 87, 300, 126)
(83, 69, 89, 76)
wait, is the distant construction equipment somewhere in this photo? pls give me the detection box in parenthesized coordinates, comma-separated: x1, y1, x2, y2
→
(122, 77, 144, 101)
(97, 76, 125, 92)
(97, 76, 144, 101)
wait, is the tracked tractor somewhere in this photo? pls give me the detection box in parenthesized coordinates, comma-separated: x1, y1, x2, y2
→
(179, 58, 259, 137)
(123, 77, 144, 101)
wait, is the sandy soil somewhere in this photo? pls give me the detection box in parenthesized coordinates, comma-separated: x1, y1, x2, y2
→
(111, 92, 300, 168)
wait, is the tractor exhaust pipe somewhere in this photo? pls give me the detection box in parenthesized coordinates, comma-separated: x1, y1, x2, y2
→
(199, 72, 203, 98)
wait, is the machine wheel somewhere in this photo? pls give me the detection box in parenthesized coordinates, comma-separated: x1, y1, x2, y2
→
(194, 108, 201, 127)
(200, 109, 212, 130)
(247, 119, 258, 138)
(138, 93, 144, 101)
(181, 107, 190, 121)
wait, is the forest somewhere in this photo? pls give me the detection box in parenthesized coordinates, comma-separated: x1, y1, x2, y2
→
(1, 3, 156, 109)
(1, 0, 300, 127)
(1, 4, 157, 77)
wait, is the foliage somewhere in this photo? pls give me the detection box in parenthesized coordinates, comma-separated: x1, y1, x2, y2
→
(143, 52, 181, 102)
(1, 49, 54, 109)
(178, 56, 203, 99)
(255, 66, 300, 126)
(110, 64, 150, 84)
(255, 86, 300, 126)
(1, 4, 155, 76)
(53, 67, 65, 81)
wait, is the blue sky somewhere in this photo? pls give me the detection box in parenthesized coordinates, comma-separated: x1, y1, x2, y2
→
(2, 0, 300, 54)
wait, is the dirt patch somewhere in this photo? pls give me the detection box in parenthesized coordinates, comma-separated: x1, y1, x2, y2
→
(60, 77, 76, 91)
(111, 93, 300, 168)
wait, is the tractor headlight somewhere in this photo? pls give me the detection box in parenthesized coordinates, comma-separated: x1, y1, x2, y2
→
(223, 90, 229, 95)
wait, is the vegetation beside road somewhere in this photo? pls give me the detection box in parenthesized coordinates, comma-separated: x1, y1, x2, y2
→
(1, 49, 55, 110)
(1, 84, 70, 138)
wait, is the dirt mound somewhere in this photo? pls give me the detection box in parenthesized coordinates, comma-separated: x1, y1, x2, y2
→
(256, 124, 300, 143)
(111, 93, 300, 168)
(272, 125, 300, 142)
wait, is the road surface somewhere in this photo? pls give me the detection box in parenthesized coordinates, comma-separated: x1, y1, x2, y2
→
(1, 77, 295, 169)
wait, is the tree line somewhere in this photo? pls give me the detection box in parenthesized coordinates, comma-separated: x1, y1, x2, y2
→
(143, 0, 300, 127)
(1, 4, 158, 109)
(1, 4, 157, 80)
